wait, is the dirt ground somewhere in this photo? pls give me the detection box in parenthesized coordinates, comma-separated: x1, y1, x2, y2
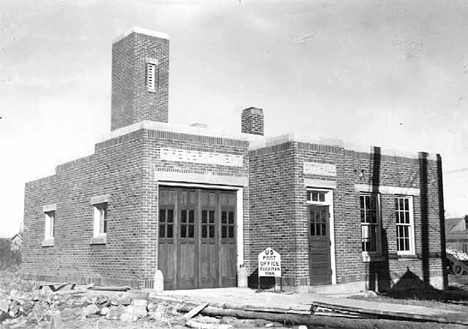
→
(1, 272, 468, 329)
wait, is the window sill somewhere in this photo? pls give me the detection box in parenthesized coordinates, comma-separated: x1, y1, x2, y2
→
(362, 253, 384, 262)
(90, 236, 107, 245)
(397, 253, 418, 261)
(42, 239, 54, 247)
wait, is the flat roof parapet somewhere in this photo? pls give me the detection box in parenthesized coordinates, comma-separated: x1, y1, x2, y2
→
(113, 27, 170, 44)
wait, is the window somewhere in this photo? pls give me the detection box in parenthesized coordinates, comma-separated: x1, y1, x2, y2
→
(44, 211, 56, 240)
(159, 208, 174, 239)
(202, 210, 215, 239)
(180, 209, 195, 239)
(221, 210, 235, 239)
(360, 194, 380, 254)
(93, 203, 108, 236)
(395, 196, 415, 254)
(307, 191, 326, 203)
(90, 195, 110, 244)
(146, 58, 158, 92)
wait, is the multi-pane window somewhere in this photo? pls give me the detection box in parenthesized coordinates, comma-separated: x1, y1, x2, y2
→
(159, 208, 174, 238)
(307, 191, 326, 203)
(180, 209, 195, 239)
(395, 196, 414, 254)
(44, 211, 56, 239)
(201, 210, 215, 239)
(309, 208, 327, 236)
(93, 203, 108, 236)
(360, 194, 380, 253)
(221, 210, 235, 239)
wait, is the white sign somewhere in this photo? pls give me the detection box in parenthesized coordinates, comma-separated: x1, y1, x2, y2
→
(258, 247, 281, 277)
(303, 162, 336, 176)
(160, 148, 243, 167)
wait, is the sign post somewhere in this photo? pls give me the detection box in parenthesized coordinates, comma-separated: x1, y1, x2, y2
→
(257, 247, 282, 292)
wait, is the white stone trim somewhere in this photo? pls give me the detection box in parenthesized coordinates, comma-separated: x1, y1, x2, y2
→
(113, 27, 170, 44)
(249, 132, 438, 160)
(355, 184, 420, 196)
(43, 204, 57, 212)
(160, 148, 243, 167)
(304, 179, 336, 189)
(97, 120, 265, 145)
(155, 171, 248, 187)
(90, 194, 110, 205)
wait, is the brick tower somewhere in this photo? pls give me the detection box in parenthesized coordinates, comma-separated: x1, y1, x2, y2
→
(241, 107, 264, 135)
(111, 27, 170, 131)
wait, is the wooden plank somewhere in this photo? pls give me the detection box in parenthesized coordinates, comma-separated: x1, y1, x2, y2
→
(311, 301, 468, 325)
(183, 302, 209, 320)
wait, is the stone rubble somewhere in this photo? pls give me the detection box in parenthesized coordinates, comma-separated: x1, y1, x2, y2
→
(0, 286, 286, 328)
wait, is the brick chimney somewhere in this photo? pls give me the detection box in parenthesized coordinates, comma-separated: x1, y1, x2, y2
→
(241, 107, 264, 136)
(111, 27, 170, 131)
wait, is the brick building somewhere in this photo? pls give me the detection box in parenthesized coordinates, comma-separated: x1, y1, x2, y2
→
(22, 27, 447, 292)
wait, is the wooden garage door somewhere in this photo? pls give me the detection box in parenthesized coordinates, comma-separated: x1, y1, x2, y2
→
(158, 187, 237, 290)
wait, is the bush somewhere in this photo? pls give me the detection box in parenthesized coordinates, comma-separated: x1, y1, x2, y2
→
(0, 238, 22, 272)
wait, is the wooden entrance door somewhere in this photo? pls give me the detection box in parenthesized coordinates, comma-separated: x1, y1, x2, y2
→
(308, 205, 332, 285)
(158, 187, 237, 290)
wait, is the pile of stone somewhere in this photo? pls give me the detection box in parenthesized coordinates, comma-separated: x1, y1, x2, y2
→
(447, 248, 468, 261)
(0, 287, 182, 328)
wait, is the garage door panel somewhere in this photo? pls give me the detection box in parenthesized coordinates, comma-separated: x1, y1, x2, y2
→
(159, 187, 237, 290)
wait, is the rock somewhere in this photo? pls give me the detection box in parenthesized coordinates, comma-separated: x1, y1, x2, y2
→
(9, 300, 19, 316)
(8, 318, 28, 329)
(298, 326, 308, 329)
(120, 312, 135, 322)
(50, 310, 64, 329)
(100, 306, 109, 316)
(125, 291, 149, 300)
(150, 304, 166, 321)
(83, 304, 100, 317)
(0, 312, 11, 323)
(0, 300, 9, 312)
(22, 301, 34, 312)
(133, 299, 147, 308)
(147, 302, 158, 312)
(107, 305, 125, 320)
(60, 308, 78, 320)
(80, 296, 90, 306)
(118, 296, 132, 306)
(124, 305, 147, 319)
(97, 296, 109, 305)
(265, 323, 274, 327)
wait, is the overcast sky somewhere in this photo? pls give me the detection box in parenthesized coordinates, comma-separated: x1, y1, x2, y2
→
(1, 0, 468, 237)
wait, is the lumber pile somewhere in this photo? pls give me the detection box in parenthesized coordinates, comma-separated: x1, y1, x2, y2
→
(447, 248, 468, 261)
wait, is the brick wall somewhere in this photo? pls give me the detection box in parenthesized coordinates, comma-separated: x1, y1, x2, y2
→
(247, 141, 445, 290)
(248, 142, 303, 286)
(111, 31, 169, 131)
(22, 128, 250, 288)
